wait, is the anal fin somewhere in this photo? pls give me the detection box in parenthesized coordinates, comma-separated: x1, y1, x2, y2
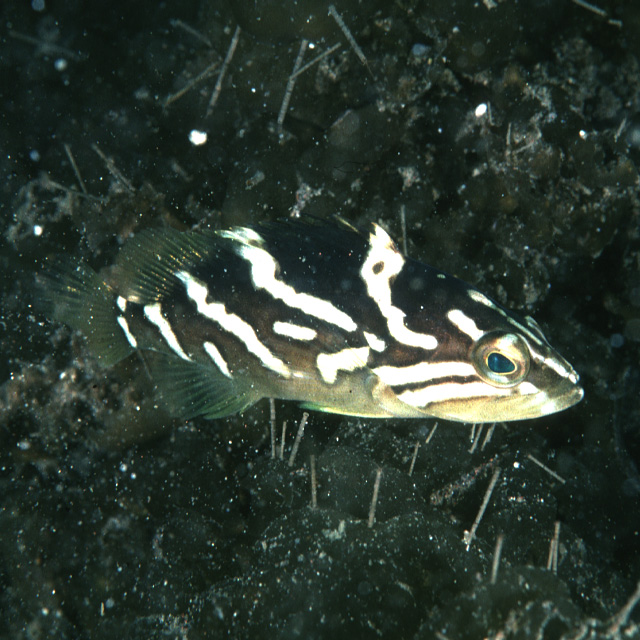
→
(145, 352, 259, 419)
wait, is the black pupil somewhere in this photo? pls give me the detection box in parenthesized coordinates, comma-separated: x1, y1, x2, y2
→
(487, 352, 516, 374)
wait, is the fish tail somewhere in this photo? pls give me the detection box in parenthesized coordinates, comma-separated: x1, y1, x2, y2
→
(39, 257, 135, 366)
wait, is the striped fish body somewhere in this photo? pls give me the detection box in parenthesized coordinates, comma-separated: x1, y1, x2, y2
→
(44, 217, 583, 423)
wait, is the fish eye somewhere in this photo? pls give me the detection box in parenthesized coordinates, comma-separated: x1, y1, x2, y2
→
(471, 332, 530, 387)
(487, 352, 516, 374)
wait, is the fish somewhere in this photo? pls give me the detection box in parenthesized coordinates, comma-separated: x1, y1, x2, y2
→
(41, 216, 584, 423)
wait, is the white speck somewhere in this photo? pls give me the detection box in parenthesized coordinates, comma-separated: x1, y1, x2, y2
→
(31, 0, 45, 11)
(475, 103, 488, 118)
(579, 130, 588, 140)
(29, 149, 40, 162)
(189, 129, 207, 146)
(54, 58, 68, 72)
(245, 170, 265, 189)
(134, 86, 150, 101)
(513, 461, 521, 469)
(308, 42, 316, 49)
(610, 333, 624, 348)
(626, 125, 640, 148)
(33, 224, 43, 237)
(410, 43, 429, 58)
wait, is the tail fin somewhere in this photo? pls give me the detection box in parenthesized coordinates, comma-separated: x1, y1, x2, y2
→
(39, 257, 135, 366)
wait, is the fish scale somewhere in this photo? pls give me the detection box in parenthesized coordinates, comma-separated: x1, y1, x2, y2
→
(41, 216, 583, 423)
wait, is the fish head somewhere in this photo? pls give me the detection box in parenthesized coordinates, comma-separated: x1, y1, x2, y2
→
(392, 286, 584, 423)
(454, 320, 583, 422)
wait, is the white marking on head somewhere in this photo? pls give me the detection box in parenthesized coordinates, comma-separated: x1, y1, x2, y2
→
(116, 316, 137, 348)
(116, 296, 127, 313)
(505, 316, 547, 348)
(515, 381, 539, 396)
(524, 316, 548, 342)
(447, 309, 484, 341)
(176, 271, 291, 378)
(222, 229, 357, 333)
(398, 381, 513, 408)
(543, 356, 571, 379)
(203, 341, 232, 378)
(518, 335, 577, 382)
(143, 303, 191, 361)
(360, 223, 438, 350)
(316, 346, 370, 384)
(536, 394, 560, 415)
(468, 289, 549, 349)
(374, 361, 476, 386)
(273, 321, 317, 342)
(467, 290, 496, 308)
(363, 331, 386, 352)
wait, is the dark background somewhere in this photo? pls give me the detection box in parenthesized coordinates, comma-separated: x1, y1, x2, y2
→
(1, 1, 639, 638)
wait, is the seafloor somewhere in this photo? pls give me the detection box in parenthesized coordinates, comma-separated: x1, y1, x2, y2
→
(1, 1, 639, 638)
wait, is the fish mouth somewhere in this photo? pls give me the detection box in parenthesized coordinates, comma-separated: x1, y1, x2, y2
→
(549, 383, 584, 413)
(427, 380, 584, 423)
(511, 380, 584, 421)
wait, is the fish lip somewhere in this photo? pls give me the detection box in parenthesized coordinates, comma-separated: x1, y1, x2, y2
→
(508, 381, 585, 420)
(570, 384, 585, 406)
(425, 381, 584, 422)
(547, 383, 584, 414)
(509, 383, 584, 421)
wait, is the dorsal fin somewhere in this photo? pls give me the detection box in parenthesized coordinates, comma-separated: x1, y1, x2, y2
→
(249, 215, 372, 258)
(112, 228, 229, 304)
